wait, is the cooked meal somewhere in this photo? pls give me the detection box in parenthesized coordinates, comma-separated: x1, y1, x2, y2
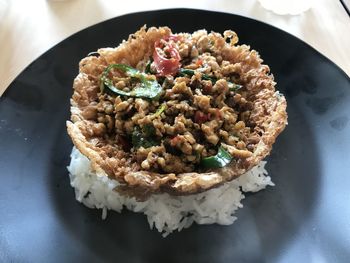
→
(66, 26, 287, 236)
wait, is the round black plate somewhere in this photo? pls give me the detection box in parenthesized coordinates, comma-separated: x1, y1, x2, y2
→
(0, 9, 349, 263)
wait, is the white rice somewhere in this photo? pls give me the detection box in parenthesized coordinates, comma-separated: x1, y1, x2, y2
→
(67, 147, 274, 237)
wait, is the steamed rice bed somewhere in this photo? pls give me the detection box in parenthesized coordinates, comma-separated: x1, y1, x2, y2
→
(68, 147, 274, 237)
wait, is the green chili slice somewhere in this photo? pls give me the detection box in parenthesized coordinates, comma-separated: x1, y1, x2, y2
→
(100, 64, 162, 99)
(200, 146, 233, 169)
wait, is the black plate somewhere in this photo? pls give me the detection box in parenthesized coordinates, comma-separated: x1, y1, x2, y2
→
(1, 9, 349, 263)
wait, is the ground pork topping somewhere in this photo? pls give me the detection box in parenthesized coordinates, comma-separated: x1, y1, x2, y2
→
(82, 32, 269, 174)
(67, 26, 287, 197)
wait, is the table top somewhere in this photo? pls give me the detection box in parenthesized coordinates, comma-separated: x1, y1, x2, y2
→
(0, 0, 349, 96)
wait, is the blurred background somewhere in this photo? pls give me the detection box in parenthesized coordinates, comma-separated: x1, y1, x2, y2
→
(0, 0, 349, 95)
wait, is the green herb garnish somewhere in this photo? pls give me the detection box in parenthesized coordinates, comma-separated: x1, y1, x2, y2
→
(142, 124, 156, 137)
(200, 146, 233, 168)
(100, 64, 162, 99)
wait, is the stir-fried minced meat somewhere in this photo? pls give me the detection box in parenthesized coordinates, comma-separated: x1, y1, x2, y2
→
(67, 26, 287, 198)
(79, 33, 261, 173)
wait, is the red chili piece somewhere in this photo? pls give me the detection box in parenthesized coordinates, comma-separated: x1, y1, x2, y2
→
(194, 111, 209, 124)
(153, 36, 181, 76)
(170, 135, 180, 146)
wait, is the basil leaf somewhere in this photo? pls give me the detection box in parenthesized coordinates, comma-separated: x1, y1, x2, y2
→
(100, 64, 162, 99)
(200, 146, 233, 168)
(142, 124, 156, 137)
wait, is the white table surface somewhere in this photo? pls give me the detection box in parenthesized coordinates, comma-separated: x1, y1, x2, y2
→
(0, 0, 349, 96)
